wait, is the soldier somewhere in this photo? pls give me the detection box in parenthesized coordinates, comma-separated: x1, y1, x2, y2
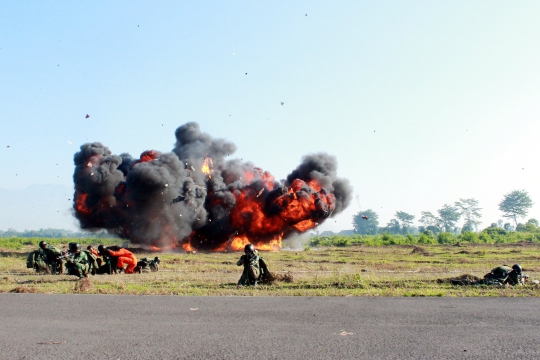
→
(26, 241, 64, 274)
(101, 246, 138, 274)
(484, 264, 526, 285)
(87, 245, 100, 257)
(237, 244, 261, 286)
(453, 264, 529, 286)
(135, 257, 161, 273)
(65, 243, 90, 278)
(150, 257, 161, 272)
(96, 245, 120, 274)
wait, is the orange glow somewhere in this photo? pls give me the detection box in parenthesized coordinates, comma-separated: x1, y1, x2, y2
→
(214, 233, 283, 252)
(308, 179, 322, 192)
(130, 150, 159, 169)
(139, 150, 158, 163)
(244, 171, 254, 184)
(293, 219, 316, 232)
(150, 245, 161, 251)
(182, 242, 195, 252)
(201, 156, 213, 177)
(75, 192, 91, 215)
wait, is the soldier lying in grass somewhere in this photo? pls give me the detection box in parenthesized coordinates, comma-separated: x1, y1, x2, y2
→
(451, 264, 528, 286)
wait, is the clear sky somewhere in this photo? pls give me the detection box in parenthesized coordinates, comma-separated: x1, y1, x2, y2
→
(1, 1, 540, 232)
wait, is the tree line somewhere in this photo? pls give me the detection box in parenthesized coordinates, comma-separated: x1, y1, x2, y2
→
(353, 189, 534, 235)
(0, 228, 114, 239)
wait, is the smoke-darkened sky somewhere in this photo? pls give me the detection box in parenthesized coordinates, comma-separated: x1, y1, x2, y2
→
(1, 2, 540, 232)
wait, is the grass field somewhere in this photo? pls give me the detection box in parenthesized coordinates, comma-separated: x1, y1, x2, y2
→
(1, 240, 540, 296)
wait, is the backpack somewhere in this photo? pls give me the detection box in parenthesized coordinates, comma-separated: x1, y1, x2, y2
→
(149, 259, 160, 272)
(83, 250, 99, 274)
(135, 257, 152, 273)
(27, 250, 49, 273)
(26, 251, 36, 269)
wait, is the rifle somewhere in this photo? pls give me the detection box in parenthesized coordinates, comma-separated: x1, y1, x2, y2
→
(57, 251, 74, 261)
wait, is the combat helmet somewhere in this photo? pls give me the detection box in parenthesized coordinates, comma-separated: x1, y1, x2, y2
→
(244, 244, 255, 254)
(69, 242, 81, 253)
(39, 241, 47, 249)
(512, 264, 522, 274)
(98, 245, 106, 254)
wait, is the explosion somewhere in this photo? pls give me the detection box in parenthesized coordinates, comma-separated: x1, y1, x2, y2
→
(72, 122, 352, 251)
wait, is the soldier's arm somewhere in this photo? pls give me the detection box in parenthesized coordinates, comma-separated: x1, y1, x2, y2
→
(237, 255, 245, 266)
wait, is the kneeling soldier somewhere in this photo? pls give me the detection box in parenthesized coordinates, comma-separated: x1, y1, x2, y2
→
(65, 243, 90, 278)
(237, 244, 261, 286)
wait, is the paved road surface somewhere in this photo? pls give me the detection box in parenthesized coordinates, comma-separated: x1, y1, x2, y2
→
(1, 294, 539, 359)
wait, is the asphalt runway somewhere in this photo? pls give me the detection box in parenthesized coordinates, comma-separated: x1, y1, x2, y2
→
(1, 294, 539, 359)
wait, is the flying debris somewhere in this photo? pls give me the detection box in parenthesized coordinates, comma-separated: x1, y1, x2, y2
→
(170, 195, 186, 205)
(361, 215, 368, 220)
(245, 73, 248, 75)
(256, 188, 264, 197)
(6, 146, 9, 148)
(281, 102, 284, 106)
(67, 141, 73, 145)
(85, 114, 90, 119)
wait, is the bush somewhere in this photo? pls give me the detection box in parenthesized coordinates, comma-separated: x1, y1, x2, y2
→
(418, 233, 436, 244)
(333, 237, 350, 247)
(482, 227, 507, 236)
(459, 231, 480, 243)
(437, 232, 455, 244)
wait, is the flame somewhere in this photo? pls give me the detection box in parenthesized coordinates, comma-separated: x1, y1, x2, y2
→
(308, 179, 322, 192)
(293, 219, 316, 232)
(214, 233, 283, 252)
(201, 156, 213, 177)
(182, 242, 195, 252)
(130, 150, 159, 169)
(150, 245, 161, 251)
(75, 192, 91, 215)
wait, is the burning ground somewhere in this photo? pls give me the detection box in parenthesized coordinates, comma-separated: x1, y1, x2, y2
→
(72, 122, 352, 251)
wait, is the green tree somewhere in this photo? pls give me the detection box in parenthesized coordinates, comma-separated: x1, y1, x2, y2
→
(454, 198, 482, 232)
(419, 211, 439, 229)
(384, 219, 401, 234)
(498, 190, 533, 227)
(437, 204, 461, 232)
(352, 209, 379, 235)
(395, 211, 415, 234)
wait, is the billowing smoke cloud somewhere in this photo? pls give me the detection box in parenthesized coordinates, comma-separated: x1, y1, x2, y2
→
(73, 122, 352, 250)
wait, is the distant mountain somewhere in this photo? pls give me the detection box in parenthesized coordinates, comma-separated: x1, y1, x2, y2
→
(0, 184, 78, 231)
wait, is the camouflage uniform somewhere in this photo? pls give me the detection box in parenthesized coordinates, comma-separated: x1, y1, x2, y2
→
(27, 245, 63, 274)
(482, 266, 524, 286)
(65, 251, 90, 278)
(237, 252, 261, 286)
(135, 257, 160, 273)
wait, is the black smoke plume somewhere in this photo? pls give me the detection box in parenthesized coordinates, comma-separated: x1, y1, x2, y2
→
(73, 122, 352, 250)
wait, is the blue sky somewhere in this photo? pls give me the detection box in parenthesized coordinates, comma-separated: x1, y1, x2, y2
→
(1, 1, 540, 232)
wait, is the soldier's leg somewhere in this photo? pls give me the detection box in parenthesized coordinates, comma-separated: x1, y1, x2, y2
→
(116, 256, 137, 274)
(259, 258, 271, 279)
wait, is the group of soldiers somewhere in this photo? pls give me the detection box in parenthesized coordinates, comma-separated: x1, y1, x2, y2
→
(27, 241, 160, 278)
(28, 241, 528, 287)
